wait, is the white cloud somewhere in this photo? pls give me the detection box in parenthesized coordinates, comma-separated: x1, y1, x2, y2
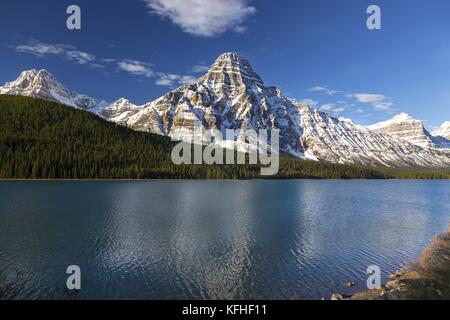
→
(233, 25, 248, 34)
(12, 39, 199, 84)
(320, 103, 336, 111)
(373, 101, 393, 111)
(155, 73, 180, 86)
(102, 58, 117, 63)
(143, 0, 256, 37)
(332, 107, 345, 114)
(179, 75, 196, 84)
(308, 85, 339, 96)
(310, 85, 394, 113)
(191, 64, 209, 73)
(66, 51, 96, 64)
(351, 93, 386, 104)
(349, 93, 393, 111)
(300, 99, 318, 106)
(319, 103, 347, 114)
(309, 86, 328, 92)
(15, 41, 70, 57)
(156, 73, 196, 86)
(117, 60, 155, 77)
(14, 40, 97, 66)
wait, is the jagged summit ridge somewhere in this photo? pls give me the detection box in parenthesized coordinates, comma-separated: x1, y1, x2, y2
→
(204, 52, 264, 87)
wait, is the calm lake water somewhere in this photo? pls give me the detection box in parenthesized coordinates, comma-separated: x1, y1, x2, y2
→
(0, 180, 449, 300)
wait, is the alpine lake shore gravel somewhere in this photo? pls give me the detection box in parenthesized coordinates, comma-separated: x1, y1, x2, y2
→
(329, 225, 450, 300)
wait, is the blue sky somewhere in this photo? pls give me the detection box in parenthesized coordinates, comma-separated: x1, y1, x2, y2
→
(1, 0, 450, 129)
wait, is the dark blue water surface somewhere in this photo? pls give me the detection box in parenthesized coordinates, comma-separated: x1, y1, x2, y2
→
(0, 180, 449, 300)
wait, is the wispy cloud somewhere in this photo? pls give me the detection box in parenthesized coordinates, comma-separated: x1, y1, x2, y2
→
(308, 84, 394, 114)
(233, 25, 248, 34)
(308, 85, 340, 96)
(351, 93, 386, 104)
(191, 64, 209, 73)
(300, 98, 318, 107)
(155, 74, 180, 86)
(320, 103, 335, 111)
(156, 73, 196, 86)
(143, 0, 256, 37)
(332, 107, 346, 113)
(102, 58, 117, 63)
(15, 41, 68, 56)
(11, 39, 199, 85)
(320, 103, 346, 114)
(14, 40, 97, 66)
(179, 75, 197, 84)
(348, 93, 393, 111)
(117, 59, 155, 77)
(66, 51, 96, 64)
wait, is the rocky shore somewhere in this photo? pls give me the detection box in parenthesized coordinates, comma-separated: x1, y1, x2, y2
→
(344, 225, 450, 300)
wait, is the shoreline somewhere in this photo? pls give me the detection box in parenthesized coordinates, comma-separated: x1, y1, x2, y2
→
(346, 225, 450, 300)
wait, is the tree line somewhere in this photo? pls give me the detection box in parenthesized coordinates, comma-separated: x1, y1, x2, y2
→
(1, 95, 449, 180)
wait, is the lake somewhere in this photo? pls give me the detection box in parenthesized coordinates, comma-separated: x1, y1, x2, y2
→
(0, 180, 449, 300)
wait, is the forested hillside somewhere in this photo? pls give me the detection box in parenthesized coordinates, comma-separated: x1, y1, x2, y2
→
(1, 95, 449, 180)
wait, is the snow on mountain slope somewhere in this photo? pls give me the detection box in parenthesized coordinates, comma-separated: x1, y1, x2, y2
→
(367, 113, 437, 148)
(432, 121, 450, 148)
(0, 69, 107, 111)
(433, 122, 450, 140)
(112, 52, 450, 168)
(100, 98, 142, 122)
(2, 57, 450, 168)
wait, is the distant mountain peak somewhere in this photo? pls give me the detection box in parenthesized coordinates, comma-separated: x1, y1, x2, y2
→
(100, 98, 142, 122)
(433, 121, 450, 140)
(17, 69, 56, 83)
(368, 113, 419, 130)
(19, 68, 49, 76)
(0, 69, 106, 112)
(367, 113, 438, 148)
(393, 112, 414, 121)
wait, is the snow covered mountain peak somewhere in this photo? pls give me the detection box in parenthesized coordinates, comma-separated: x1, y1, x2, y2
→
(367, 113, 437, 148)
(17, 69, 54, 82)
(0, 69, 107, 111)
(368, 113, 416, 130)
(100, 98, 142, 122)
(108, 52, 450, 167)
(202, 52, 264, 88)
(433, 121, 450, 140)
(2, 54, 450, 168)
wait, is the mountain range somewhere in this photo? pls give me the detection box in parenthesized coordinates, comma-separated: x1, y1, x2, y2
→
(1, 52, 450, 168)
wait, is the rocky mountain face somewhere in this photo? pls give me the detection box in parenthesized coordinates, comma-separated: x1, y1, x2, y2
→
(121, 52, 304, 153)
(0, 69, 107, 112)
(111, 53, 450, 168)
(1, 55, 450, 168)
(367, 113, 436, 148)
(99, 98, 142, 122)
(368, 113, 450, 149)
